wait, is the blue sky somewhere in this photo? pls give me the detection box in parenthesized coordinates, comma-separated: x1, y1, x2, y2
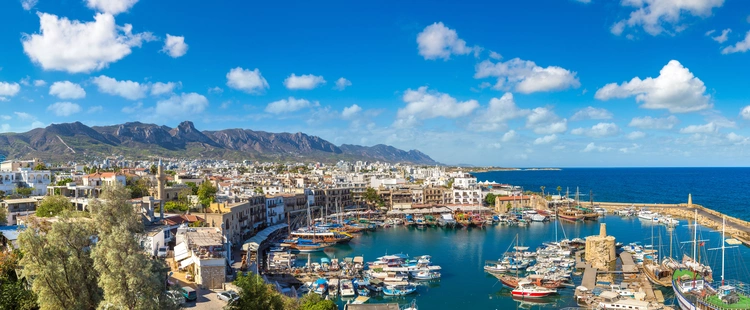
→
(1, 0, 750, 167)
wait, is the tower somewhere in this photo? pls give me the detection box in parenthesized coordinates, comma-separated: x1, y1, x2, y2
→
(156, 159, 166, 220)
(688, 193, 693, 207)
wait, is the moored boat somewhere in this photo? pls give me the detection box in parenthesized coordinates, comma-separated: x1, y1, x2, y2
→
(511, 281, 557, 298)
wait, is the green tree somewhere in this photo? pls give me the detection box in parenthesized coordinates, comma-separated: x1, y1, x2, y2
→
(56, 178, 73, 186)
(164, 201, 188, 213)
(36, 195, 73, 217)
(446, 179, 454, 188)
(126, 177, 150, 199)
(90, 184, 173, 310)
(556, 186, 562, 198)
(484, 193, 496, 206)
(0, 250, 37, 310)
(197, 181, 217, 209)
(228, 273, 284, 310)
(299, 293, 336, 310)
(150, 165, 157, 175)
(0, 206, 6, 225)
(15, 187, 33, 197)
(33, 163, 47, 170)
(18, 215, 102, 309)
(362, 187, 382, 207)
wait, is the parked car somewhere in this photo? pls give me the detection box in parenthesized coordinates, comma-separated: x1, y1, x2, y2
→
(180, 286, 197, 302)
(157, 246, 168, 258)
(166, 290, 185, 305)
(217, 290, 239, 303)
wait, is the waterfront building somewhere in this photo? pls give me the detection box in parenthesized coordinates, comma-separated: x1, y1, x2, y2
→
(174, 226, 228, 289)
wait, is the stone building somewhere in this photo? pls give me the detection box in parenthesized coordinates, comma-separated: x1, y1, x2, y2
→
(173, 226, 227, 289)
(584, 223, 616, 270)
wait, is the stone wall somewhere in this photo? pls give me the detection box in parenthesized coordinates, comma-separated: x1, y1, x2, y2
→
(197, 265, 225, 289)
(584, 224, 616, 270)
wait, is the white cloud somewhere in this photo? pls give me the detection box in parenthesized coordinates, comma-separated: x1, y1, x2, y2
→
(468, 93, 530, 132)
(629, 115, 679, 129)
(21, 0, 38, 10)
(533, 134, 557, 145)
(49, 81, 86, 99)
(334, 77, 352, 90)
(416, 22, 473, 60)
(46, 102, 81, 116)
(679, 122, 718, 134)
(707, 28, 731, 43)
(0, 82, 21, 100)
(87, 105, 103, 113)
(525, 107, 568, 134)
(284, 74, 326, 90)
(583, 142, 611, 152)
(341, 104, 362, 119)
(226, 67, 269, 94)
(395, 86, 479, 127)
(265, 97, 314, 114)
(575, 0, 592, 3)
(726, 132, 750, 145)
(121, 102, 142, 114)
(619, 143, 642, 153)
(33, 80, 46, 87)
(741, 105, 750, 120)
(611, 0, 724, 36)
(92, 75, 147, 100)
(570, 106, 613, 121)
(208, 86, 223, 94)
(626, 131, 646, 140)
(14, 112, 36, 121)
(475, 58, 580, 94)
(501, 130, 518, 142)
(161, 34, 188, 58)
(722, 31, 750, 54)
(22, 13, 155, 73)
(595, 60, 711, 113)
(571, 122, 620, 137)
(155, 93, 208, 117)
(85, 0, 139, 15)
(151, 81, 178, 96)
(489, 51, 502, 60)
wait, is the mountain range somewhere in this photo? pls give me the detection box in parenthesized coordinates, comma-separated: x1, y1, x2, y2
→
(0, 121, 438, 165)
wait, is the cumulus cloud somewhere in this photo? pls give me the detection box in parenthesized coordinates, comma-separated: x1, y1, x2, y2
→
(595, 60, 711, 113)
(49, 81, 86, 99)
(475, 58, 580, 94)
(611, 0, 724, 36)
(33, 80, 46, 87)
(151, 81, 179, 96)
(619, 143, 642, 153)
(265, 97, 314, 114)
(21, 0, 38, 10)
(571, 122, 620, 137)
(226, 67, 269, 94)
(628, 115, 679, 129)
(727, 132, 750, 145)
(334, 77, 352, 90)
(707, 28, 731, 43)
(394, 86, 479, 128)
(722, 31, 750, 54)
(284, 74, 326, 90)
(46, 102, 81, 116)
(489, 51, 502, 60)
(679, 122, 718, 134)
(570, 106, 613, 121)
(92, 75, 147, 100)
(525, 107, 568, 134)
(22, 13, 155, 73)
(468, 93, 530, 132)
(85, 0, 139, 15)
(87, 105, 103, 113)
(0, 82, 21, 100)
(155, 93, 208, 118)
(533, 134, 557, 145)
(583, 142, 611, 152)
(502, 130, 518, 142)
(741, 105, 750, 120)
(417, 22, 473, 60)
(161, 34, 188, 58)
(626, 131, 646, 140)
(341, 104, 362, 119)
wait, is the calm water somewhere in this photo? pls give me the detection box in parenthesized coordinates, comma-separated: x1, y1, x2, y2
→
(299, 217, 750, 309)
(473, 168, 750, 221)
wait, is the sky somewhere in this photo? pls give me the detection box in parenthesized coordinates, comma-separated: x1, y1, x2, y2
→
(1, 0, 750, 167)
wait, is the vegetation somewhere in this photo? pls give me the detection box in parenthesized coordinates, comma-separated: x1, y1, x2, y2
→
(36, 195, 73, 217)
(150, 165, 158, 175)
(33, 163, 46, 171)
(197, 180, 217, 209)
(185, 182, 198, 195)
(484, 193, 496, 206)
(164, 201, 188, 212)
(557, 186, 562, 198)
(446, 178, 454, 188)
(126, 177, 150, 199)
(363, 187, 384, 208)
(0, 207, 6, 225)
(539, 186, 545, 197)
(228, 272, 284, 310)
(298, 294, 336, 310)
(15, 187, 33, 197)
(0, 250, 37, 310)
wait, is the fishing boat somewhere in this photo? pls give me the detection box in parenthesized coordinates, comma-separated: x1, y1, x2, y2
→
(354, 278, 370, 296)
(437, 213, 456, 227)
(643, 256, 673, 287)
(412, 270, 440, 280)
(288, 239, 332, 252)
(638, 209, 659, 221)
(340, 279, 356, 297)
(312, 278, 328, 295)
(531, 214, 548, 222)
(575, 205, 600, 221)
(382, 283, 417, 296)
(328, 278, 339, 297)
(511, 281, 557, 298)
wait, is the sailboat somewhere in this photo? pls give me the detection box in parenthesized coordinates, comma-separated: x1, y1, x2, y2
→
(670, 210, 717, 310)
(643, 225, 672, 287)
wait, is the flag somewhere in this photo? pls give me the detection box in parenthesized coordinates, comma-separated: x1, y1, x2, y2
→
(699, 242, 705, 247)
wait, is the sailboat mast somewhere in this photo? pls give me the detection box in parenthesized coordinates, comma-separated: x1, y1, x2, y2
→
(722, 216, 725, 286)
(693, 209, 698, 259)
(669, 227, 673, 259)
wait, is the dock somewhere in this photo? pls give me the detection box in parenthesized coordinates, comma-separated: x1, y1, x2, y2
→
(575, 250, 587, 269)
(580, 264, 597, 290)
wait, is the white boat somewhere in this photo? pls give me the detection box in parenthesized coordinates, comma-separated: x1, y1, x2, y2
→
(531, 214, 547, 222)
(382, 283, 417, 296)
(511, 281, 557, 298)
(638, 210, 658, 221)
(412, 271, 440, 280)
(340, 280, 356, 297)
(328, 278, 340, 296)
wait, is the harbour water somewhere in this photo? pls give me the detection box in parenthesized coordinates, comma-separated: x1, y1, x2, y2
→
(300, 216, 750, 309)
(473, 168, 750, 221)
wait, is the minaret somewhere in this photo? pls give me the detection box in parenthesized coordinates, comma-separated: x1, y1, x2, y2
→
(156, 159, 166, 220)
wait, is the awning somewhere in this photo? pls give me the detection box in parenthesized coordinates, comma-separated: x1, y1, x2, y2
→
(174, 242, 189, 262)
(241, 223, 289, 252)
(179, 256, 194, 269)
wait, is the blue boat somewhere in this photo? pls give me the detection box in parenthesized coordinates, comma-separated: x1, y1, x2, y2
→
(313, 278, 328, 295)
(383, 283, 417, 296)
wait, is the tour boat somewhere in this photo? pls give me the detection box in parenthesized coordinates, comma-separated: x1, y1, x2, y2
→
(558, 208, 585, 221)
(313, 278, 328, 295)
(382, 283, 417, 296)
(511, 281, 557, 298)
(340, 280, 356, 297)
(412, 271, 440, 280)
(638, 210, 659, 221)
(354, 278, 370, 296)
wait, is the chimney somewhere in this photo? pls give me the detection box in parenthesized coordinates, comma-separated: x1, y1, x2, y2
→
(600, 223, 607, 237)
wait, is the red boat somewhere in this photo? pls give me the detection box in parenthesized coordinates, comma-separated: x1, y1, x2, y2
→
(497, 275, 563, 289)
(511, 281, 557, 298)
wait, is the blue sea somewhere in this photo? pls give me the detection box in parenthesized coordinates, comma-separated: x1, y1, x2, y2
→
(473, 168, 750, 221)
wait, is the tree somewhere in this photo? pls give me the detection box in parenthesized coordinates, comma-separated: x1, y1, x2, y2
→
(15, 187, 33, 197)
(484, 193, 496, 206)
(557, 186, 562, 198)
(90, 184, 173, 310)
(149, 165, 157, 175)
(56, 178, 73, 186)
(36, 195, 73, 217)
(298, 293, 336, 310)
(18, 216, 102, 309)
(540, 186, 546, 197)
(0, 250, 37, 310)
(197, 181, 217, 209)
(363, 187, 382, 208)
(126, 177, 150, 199)
(228, 273, 284, 310)
(185, 182, 198, 195)
(0, 206, 6, 226)
(33, 163, 47, 171)
(164, 201, 187, 213)
(446, 178, 454, 188)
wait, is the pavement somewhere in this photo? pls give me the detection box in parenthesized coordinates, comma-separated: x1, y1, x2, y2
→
(180, 287, 229, 310)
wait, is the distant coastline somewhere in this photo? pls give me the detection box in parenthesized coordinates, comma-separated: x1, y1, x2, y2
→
(469, 167, 562, 173)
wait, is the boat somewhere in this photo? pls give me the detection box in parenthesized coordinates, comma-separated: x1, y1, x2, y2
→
(558, 208, 584, 221)
(382, 283, 417, 296)
(412, 270, 440, 280)
(354, 278, 370, 296)
(638, 209, 658, 221)
(437, 213, 456, 227)
(531, 214, 548, 222)
(328, 278, 339, 297)
(643, 256, 673, 287)
(288, 239, 333, 252)
(404, 299, 418, 310)
(575, 205, 600, 221)
(340, 280, 356, 297)
(511, 281, 557, 298)
(593, 207, 607, 215)
(312, 278, 328, 295)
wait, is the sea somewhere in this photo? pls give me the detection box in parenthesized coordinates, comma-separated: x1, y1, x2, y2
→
(297, 168, 750, 309)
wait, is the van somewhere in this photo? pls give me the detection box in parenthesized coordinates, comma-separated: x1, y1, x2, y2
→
(180, 286, 197, 301)
(157, 246, 168, 258)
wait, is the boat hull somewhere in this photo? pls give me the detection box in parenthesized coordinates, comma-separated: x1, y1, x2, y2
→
(510, 291, 555, 298)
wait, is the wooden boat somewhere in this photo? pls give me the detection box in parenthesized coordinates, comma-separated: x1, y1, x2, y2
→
(558, 208, 584, 222)
(495, 275, 563, 289)
(574, 206, 599, 220)
(643, 257, 673, 287)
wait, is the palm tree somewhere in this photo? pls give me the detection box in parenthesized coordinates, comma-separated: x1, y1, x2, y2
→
(557, 186, 562, 198)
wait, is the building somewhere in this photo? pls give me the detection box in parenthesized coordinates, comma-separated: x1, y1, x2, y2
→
(0, 168, 51, 196)
(204, 197, 266, 248)
(2, 198, 39, 225)
(423, 186, 447, 205)
(81, 172, 126, 187)
(265, 195, 285, 225)
(174, 226, 228, 289)
(0, 159, 43, 171)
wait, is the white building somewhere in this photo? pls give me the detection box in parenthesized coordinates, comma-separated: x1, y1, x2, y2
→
(0, 168, 51, 196)
(265, 196, 285, 225)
